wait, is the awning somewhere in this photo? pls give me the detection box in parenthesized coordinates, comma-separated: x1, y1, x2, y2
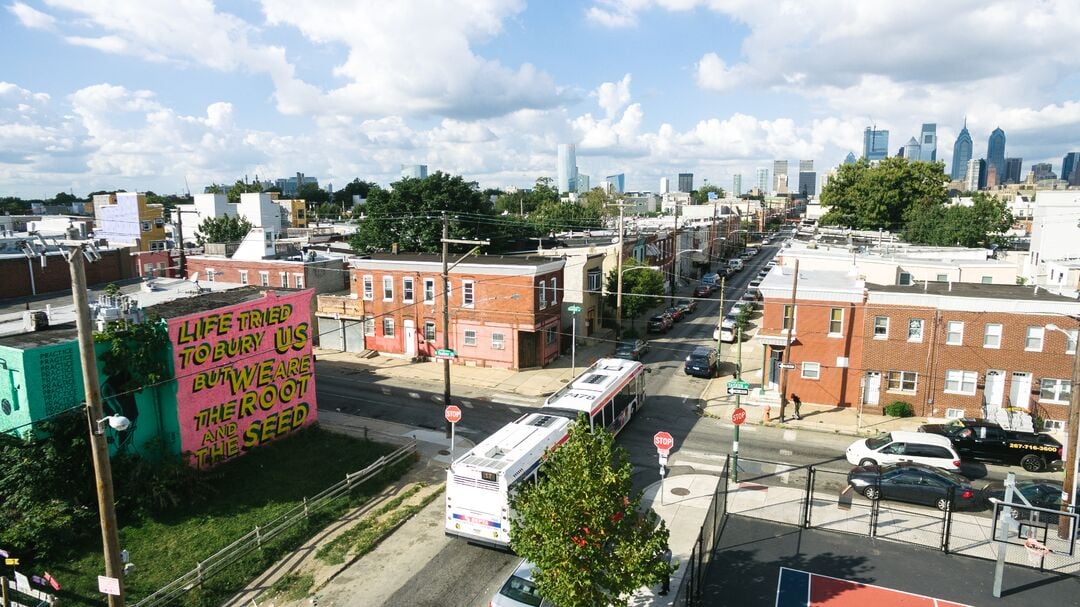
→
(756, 331, 796, 346)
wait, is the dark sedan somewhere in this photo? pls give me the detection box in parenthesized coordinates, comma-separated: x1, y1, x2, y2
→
(985, 480, 1070, 524)
(846, 462, 982, 511)
(693, 284, 711, 298)
(613, 339, 649, 361)
(676, 298, 697, 314)
(647, 315, 672, 333)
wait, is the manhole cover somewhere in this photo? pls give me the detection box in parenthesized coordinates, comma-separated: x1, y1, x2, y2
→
(670, 487, 690, 496)
(438, 449, 450, 456)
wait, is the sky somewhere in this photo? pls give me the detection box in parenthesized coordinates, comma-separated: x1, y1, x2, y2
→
(2, 0, 1079, 199)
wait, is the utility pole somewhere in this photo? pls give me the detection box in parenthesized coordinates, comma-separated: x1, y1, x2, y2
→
(68, 243, 125, 607)
(778, 258, 800, 422)
(605, 201, 629, 342)
(710, 197, 719, 271)
(1059, 323, 1080, 539)
(670, 198, 680, 297)
(440, 213, 488, 438)
(175, 208, 187, 278)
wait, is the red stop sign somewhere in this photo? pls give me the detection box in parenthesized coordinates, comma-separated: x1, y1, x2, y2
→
(653, 431, 674, 452)
(444, 405, 462, 424)
(732, 407, 747, 425)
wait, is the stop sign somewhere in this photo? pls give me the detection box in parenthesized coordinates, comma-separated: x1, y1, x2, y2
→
(653, 431, 674, 452)
(444, 405, 462, 424)
(732, 407, 747, 425)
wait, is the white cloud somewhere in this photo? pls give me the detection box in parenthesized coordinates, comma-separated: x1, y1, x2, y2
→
(8, 1, 55, 30)
(594, 74, 633, 119)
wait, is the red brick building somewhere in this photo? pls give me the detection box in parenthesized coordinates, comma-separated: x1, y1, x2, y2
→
(184, 253, 346, 293)
(346, 254, 564, 369)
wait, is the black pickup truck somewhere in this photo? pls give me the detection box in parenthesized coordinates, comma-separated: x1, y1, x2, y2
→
(918, 418, 1063, 472)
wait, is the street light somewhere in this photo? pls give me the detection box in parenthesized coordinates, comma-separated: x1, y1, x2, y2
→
(1046, 322, 1080, 538)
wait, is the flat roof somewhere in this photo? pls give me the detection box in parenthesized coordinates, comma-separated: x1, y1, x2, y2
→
(0, 322, 79, 349)
(144, 285, 270, 318)
(868, 281, 1077, 303)
(360, 253, 562, 266)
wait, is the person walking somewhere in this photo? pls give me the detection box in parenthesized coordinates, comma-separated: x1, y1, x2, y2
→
(791, 393, 802, 420)
(659, 546, 672, 596)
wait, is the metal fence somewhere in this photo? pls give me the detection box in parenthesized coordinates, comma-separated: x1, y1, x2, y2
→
(130, 441, 416, 607)
(677, 455, 729, 607)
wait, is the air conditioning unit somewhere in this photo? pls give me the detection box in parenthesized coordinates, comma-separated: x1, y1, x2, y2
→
(22, 310, 49, 332)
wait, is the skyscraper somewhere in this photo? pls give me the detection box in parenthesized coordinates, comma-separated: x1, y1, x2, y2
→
(919, 123, 937, 161)
(400, 164, 428, 179)
(776, 174, 789, 194)
(557, 144, 578, 194)
(606, 173, 625, 194)
(1004, 158, 1023, 185)
(951, 119, 973, 180)
(577, 174, 591, 193)
(844, 152, 857, 165)
(1062, 152, 1080, 186)
(659, 177, 670, 194)
(678, 173, 694, 193)
(862, 127, 889, 161)
(1031, 163, 1056, 181)
(798, 160, 816, 196)
(755, 168, 769, 193)
(965, 159, 986, 191)
(772, 160, 788, 193)
(902, 137, 921, 160)
(987, 127, 1006, 185)
(733, 174, 742, 196)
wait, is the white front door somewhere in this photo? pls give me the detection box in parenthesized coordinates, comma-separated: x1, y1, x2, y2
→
(864, 372, 881, 406)
(1009, 372, 1032, 409)
(984, 370, 1005, 409)
(404, 320, 416, 356)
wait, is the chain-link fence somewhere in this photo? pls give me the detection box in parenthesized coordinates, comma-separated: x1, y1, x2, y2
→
(678, 454, 729, 607)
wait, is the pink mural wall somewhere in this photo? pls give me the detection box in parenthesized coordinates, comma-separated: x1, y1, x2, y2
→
(168, 290, 317, 468)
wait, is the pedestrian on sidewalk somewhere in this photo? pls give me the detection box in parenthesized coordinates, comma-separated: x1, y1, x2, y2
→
(791, 393, 802, 420)
(659, 546, 672, 596)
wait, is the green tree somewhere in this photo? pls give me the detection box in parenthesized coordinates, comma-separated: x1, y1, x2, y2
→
(691, 184, 725, 205)
(350, 171, 492, 253)
(820, 157, 949, 230)
(95, 316, 171, 397)
(297, 182, 330, 206)
(196, 214, 253, 245)
(510, 414, 671, 607)
(530, 200, 602, 235)
(226, 179, 264, 204)
(605, 260, 664, 324)
(902, 193, 1013, 248)
(313, 202, 341, 221)
(332, 178, 377, 209)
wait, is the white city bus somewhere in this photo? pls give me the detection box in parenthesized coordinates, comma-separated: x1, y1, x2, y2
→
(445, 358, 646, 549)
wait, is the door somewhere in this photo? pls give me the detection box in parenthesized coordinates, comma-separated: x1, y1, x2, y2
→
(1009, 372, 1032, 409)
(984, 370, 1005, 409)
(864, 372, 881, 406)
(404, 320, 416, 357)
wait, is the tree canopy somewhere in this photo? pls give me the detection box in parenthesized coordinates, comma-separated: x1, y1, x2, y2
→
(493, 177, 561, 216)
(332, 178, 378, 209)
(510, 414, 671, 607)
(819, 157, 950, 230)
(691, 184, 726, 205)
(902, 192, 1013, 248)
(606, 260, 665, 323)
(196, 214, 253, 245)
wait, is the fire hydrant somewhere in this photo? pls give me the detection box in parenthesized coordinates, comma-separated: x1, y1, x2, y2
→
(762, 404, 772, 423)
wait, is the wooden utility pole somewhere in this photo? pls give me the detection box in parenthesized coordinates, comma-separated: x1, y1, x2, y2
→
(670, 198, 680, 296)
(778, 258, 800, 422)
(1059, 323, 1080, 539)
(175, 207, 187, 278)
(609, 202, 627, 341)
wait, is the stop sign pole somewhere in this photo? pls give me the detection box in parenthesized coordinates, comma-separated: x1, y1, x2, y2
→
(654, 431, 674, 505)
(445, 405, 462, 464)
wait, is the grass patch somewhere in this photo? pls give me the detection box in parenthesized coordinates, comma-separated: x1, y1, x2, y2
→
(264, 572, 314, 603)
(317, 486, 444, 565)
(44, 426, 415, 607)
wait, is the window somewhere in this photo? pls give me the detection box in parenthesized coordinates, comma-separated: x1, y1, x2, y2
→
(800, 362, 820, 379)
(363, 316, 375, 336)
(423, 321, 436, 341)
(1068, 330, 1078, 355)
(280, 272, 288, 287)
(463, 330, 477, 347)
(945, 321, 964, 345)
(382, 276, 393, 300)
(294, 274, 304, 289)
(907, 319, 924, 342)
(539, 280, 547, 308)
(141, 220, 152, 231)
(259, 271, 269, 287)
(782, 304, 794, 330)
(239, 270, 249, 285)
(588, 269, 602, 292)
(492, 332, 505, 350)
(898, 272, 913, 286)
(1043, 419, 1065, 432)
(403, 277, 414, 302)
(1040, 378, 1071, 403)
(149, 240, 166, 251)
(945, 408, 965, 419)
(550, 278, 558, 305)
(1025, 326, 1044, 352)
(936, 273, 948, 282)
(828, 308, 843, 335)
(206, 269, 216, 282)
(981, 276, 993, 284)
(545, 327, 556, 345)
(887, 371, 917, 392)
(979, 323, 1002, 349)
(382, 318, 395, 337)
(424, 278, 435, 303)
(873, 316, 889, 339)
(362, 276, 373, 300)
(463, 280, 474, 307)
(944, 370, 977, 395)
(154, 217, 164, 228)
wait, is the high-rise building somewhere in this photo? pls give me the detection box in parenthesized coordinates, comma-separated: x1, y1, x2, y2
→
(902, 137, 921, 160)
(862, 127, 889, 161)
(577, 174, 591, 193)
(844, 152, 857, 165)
(1003, 158, 1023, 185)
(1031, 163, 1057, 181)
(732, 174, 742, 196)
(678, 173, 694, 193)
(772, 160, 788, 193)
(951, 119, 973, 180)
(987, 127, 1006, 185)
(557, 144, 577, 194)
(400, 164, 428, 180)
(986, 164, 998, 189)
(606, 173, 625, 194)
(659, 177, 670, 194)
(776, 174, 789, 195)
(755, 168, 769, 193)
(1061, 152, 1080, 186)
(919, 123, 937, 161)
(798, 160, 816, 196)
(798, 159, 813, 173)
(965, 158, 986, 191)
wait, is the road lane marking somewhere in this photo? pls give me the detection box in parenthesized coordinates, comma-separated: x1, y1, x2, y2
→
(509, 407, 521, 414)
(779, 449, 793, 456)
(381, 387, 392, 395)
(783, 430, 797, 442)
(461, 400, 474, 408)
(408, 392, 421, 399)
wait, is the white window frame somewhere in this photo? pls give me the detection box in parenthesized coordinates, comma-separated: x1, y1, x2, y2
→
(1067, 330, 1078, 355)
(588, 269, 602, 292)
(945, 408, 966, 420)
(423, 278, 436, 304)
(907, 319, 924, 342)
(898, 272, 913, 286)
(944, 369, 978, 395)
(280, 272, 288, 288)
(800, 361, 821, 380)
(981, 276, 993, 284)
(382, 276, 394, 301)
(259, 271, 269, 287)
(828, 308, 843, 336)
(382, 317, 395, 337)
(423, 321, 436, 341)
(239, 270, 249, 285)
(983, 323, 1002, 349)
(294, 273, 304, 289)
(782, 304, 795, 330)
(463, 280, 475, 307)
(463, 329, 477, 347)
(362, 275, 374, 300)
(886, 370, 918, 393)
(492, 332, 505, 350)
(403, 277, 415, 303)
(1025, 326, 1044, 352)
(1043, 419, 1065, 432)
(873, 316, 889, 339)
(551, 277, 558, 305)
(364, 316, 375, 336)
(141, 220, 152, 231)
(1040, 378, 1071, 404)
(538, 280, 547, 309)
(945, 321, 964, 345)
(936, 273, 948, 282)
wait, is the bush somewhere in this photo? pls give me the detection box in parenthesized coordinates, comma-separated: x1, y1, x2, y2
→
(883, 401, 914, 418)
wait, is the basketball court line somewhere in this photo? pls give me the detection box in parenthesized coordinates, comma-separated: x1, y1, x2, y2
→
(775, 567, 972, 607)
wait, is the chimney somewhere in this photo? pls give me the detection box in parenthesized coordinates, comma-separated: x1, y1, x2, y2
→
(391, 242, 399, 255)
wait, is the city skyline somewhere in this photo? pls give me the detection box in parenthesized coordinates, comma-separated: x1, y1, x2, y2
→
(2, 1, 1079, 198)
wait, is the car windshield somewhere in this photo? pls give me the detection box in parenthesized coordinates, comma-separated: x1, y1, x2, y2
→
(650, 316, 665, 322)
(499, 573, 543, 607)
(615, 342, 634, 352)
(866, 433, 893, 450)
(689, 354, 710, 364)
(941, 419, 967, 434)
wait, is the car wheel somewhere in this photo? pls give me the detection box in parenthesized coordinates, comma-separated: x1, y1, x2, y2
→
(936, 497, 950, 512)
(1020, 454, 1046, 472)
(863, 486, 881, 500)
(858, 458, 877, 467)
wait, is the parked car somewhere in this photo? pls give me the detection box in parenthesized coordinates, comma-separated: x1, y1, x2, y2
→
(846, 462, 981, 512)
(693, 284, 712, 298)
(918, 418, 1063, 472)
(665, 306, 685, 322)
(984, 479, 1070, 524)
(490, 559, 552, 607)
(723, 267, 736, 278)
(647, 314, 672, 333)
(729, 301, 746, 317)
(676, 298, 697, 314)
(684, 346, 719, 378)
(714, 316, 737, 342)
(845, 431, 961, 470)
(613, 339, 649, 361)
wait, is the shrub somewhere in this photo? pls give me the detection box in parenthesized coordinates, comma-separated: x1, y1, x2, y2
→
(883, 401, 914, 418)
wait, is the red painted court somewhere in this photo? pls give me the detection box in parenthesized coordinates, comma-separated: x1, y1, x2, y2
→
(776, 568, 972, 607)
